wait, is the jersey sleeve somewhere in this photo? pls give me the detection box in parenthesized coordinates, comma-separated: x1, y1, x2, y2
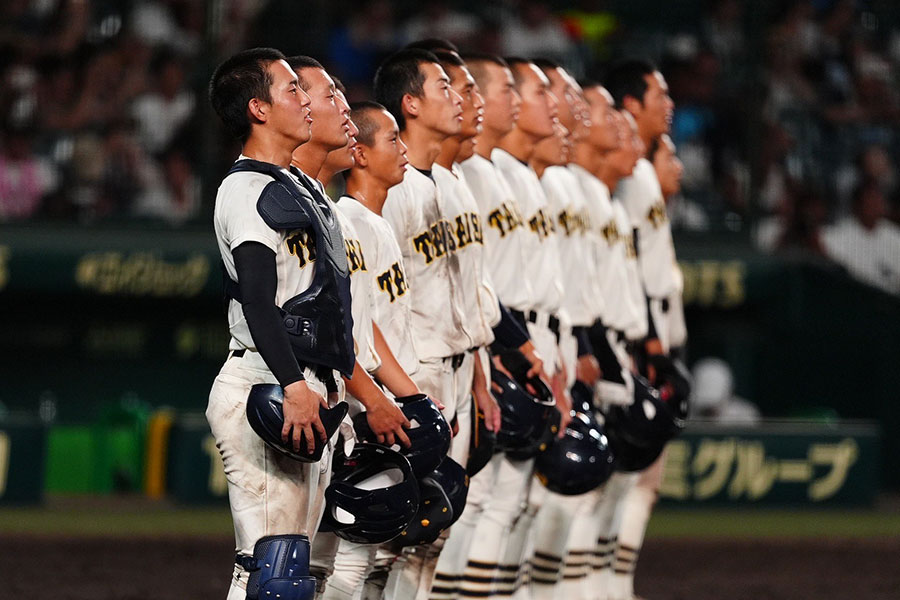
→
(218, 173, 283, 253)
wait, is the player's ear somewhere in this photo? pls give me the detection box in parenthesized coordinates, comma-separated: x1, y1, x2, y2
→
(622, 95, 642, 119)
(353, 144, 368, 168)
(402, 93, 419, 120)
(248, 97, 269, 124)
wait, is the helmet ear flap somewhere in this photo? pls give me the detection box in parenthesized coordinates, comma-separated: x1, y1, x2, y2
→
(491, 367, 557, 459)
(246, 384, 347, 462)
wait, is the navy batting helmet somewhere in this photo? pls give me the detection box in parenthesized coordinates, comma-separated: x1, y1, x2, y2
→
(648, 355, 691, 420)
(322, 443, 420, 544)
(246, 383, 348, 463)
(603, 374, 685, 472)
(535, 411, 615, 495)
(353, 394, 451, 478)
(491, 367, 558, 460)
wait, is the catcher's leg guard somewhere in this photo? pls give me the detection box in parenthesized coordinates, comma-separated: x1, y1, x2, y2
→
(238, 534, 317, 600)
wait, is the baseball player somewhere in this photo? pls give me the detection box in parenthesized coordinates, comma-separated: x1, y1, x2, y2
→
(207, 48, 351, 600)
(369, 48, 476, 600)
(605, 60, 678, 600)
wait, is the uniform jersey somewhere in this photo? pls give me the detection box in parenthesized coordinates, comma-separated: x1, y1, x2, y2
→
(541, 165, 599, 327)
(611, 197, 649, 341)
(571, 164, 637, 333)
(433, 163, 499, 348)
(338, 195, 420, 376)
(615, 157, 677, 300)
(383, 167, 473, 361)
(491, 148, 563, 314)
(214, 156, 317, 352)
(459, 153, 534, 312)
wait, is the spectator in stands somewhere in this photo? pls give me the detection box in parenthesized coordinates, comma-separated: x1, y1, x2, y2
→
(131, 49, 195, 155)
(132, 144, 200, 224)
(690, 357, 761, 425)
(0, 122, 58, 221)
(501, 0, 576, 65)
(327, 0, 401, 89)
(822, 178, 900, 295)
(403, 0, 480, 49)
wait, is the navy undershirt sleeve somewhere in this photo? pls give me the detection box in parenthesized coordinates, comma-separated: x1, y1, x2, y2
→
(492, 301, 531, 349)
(233, 241, 305, 387)
(574, 326, 594, 357)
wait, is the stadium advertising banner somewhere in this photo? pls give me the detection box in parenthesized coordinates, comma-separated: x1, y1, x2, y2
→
(660, 422, 880, 506)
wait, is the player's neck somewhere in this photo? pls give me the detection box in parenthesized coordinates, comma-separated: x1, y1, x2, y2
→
(572, 142, 599, 174)
(401, 124, 444, 170)
(345, 174, 387, 215)
(241, 132, 295, 168)
(531, 158, 550, 179)
(496, 128, 536, 163)
(435, 137, 462, 170)
(597, 164, 619, 191)
(291, 142, 331, 179)
(473, 126, 505, 160)
(638, 124, 656, 153)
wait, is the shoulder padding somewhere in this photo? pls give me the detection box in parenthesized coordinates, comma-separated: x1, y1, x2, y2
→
(257, 179, 313, 231)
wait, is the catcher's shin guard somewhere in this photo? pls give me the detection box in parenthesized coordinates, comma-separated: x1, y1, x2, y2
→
(237, 534, 317, 600)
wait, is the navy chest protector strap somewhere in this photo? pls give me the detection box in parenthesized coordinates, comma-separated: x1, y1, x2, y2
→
(224, 159, 355, 377)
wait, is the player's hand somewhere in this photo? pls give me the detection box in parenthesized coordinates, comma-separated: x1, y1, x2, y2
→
(365, 397, 412, 448)
(281, 380, 328, 454)
(645, 338, 664, 384)
(473, 378, 502, 432)
(576, 355, 601, 386)
(551, 368, 572, 438)
(518, 340, 545, 379)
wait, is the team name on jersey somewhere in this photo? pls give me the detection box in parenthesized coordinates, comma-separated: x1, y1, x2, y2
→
(601, 219, 620, 245)
(413, 212, 483, 264)
(647, 201, 668, 228)
(558, 209, 590, 237)
(623, 231, 637, 259)
(344, 238, 368, 274)
(376, 261, 409, 302)
(286, 230, 317, 267)
(487, 201, 524, 238)
(527, 208, 554, 240)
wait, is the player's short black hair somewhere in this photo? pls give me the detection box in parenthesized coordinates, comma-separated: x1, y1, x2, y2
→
(333, 75, 347, 95)
(604, 59, 657, 109)
(531, 57, 561, 73)
(433, 50, 466, 83)
(504, 57, 535, 88)
(406, 38, 460, 54)
(286, 55, 325, 91)
(374, 48, 441, 131)
(460, 52, 508, 89)
(577, 78, 601, 89)
(349, 101, 389, 148)
(209, 47, 286, 142)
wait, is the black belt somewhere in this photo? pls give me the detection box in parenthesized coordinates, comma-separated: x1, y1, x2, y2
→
(446, 353, 467, 370)
(230, 348, 338, 393)
(523, 310, 561, 342)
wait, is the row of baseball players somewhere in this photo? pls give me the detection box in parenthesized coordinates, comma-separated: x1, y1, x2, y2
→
(208, 40, 685, 600)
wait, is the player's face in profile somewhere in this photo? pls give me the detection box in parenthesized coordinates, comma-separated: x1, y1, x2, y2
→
(652, 134, 683, 200)
(448, 64, 484, 140)
(481, 63, 521, 135)
(265, 60, 312, 145)
(328, 90, 359, 173)
(545, 67, 578, 134)
(584, 86, 620, 152)
(300, 67, 350, 150)
(606, 111, 637, 178)
(533, 121, 568, 168)
(641, 71, 674, 138)
(365, 109, 408, 187)
(514, 64, 558, 140)
(418, 62, 463, 137)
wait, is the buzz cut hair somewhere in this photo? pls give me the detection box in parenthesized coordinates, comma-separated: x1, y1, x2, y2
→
(531, 57, 562, 73)
(286, 55, 325, 91)
(349, 100, 389, 148)
(460, 52, 508, 89)
(504, 56, 535, 88)
(373, 48, 441, 131)
(433, 50, 466, 83)
(604, 58, 657, 109)
(209, 47, 287, 142)
(406, 38, 460, 55)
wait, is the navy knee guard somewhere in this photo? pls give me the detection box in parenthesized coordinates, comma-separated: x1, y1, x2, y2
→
(237, 534, 317, 600)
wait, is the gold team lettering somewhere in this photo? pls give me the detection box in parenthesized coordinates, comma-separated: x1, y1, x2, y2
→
(487, 202, 524, 238)
(528, 208, 553, 240)
(647, 201, 668, 228)
(344, 238, 368, 274)
(286, 230, 317, 267)
(414, 213, 483, 264)
(377, 261, 409, 302)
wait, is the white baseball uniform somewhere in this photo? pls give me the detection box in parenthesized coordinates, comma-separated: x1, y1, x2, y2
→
(210, 157, 345, 600)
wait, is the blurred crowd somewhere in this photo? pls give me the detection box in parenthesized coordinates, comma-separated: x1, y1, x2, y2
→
(0, 0, 898, 290)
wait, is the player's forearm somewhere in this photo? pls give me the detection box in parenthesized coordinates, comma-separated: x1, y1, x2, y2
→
(343, 358, 394, 408)
(233, 242, 304, 387)
(471, 347, 490, 395)
(371, 322, 419, 397)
